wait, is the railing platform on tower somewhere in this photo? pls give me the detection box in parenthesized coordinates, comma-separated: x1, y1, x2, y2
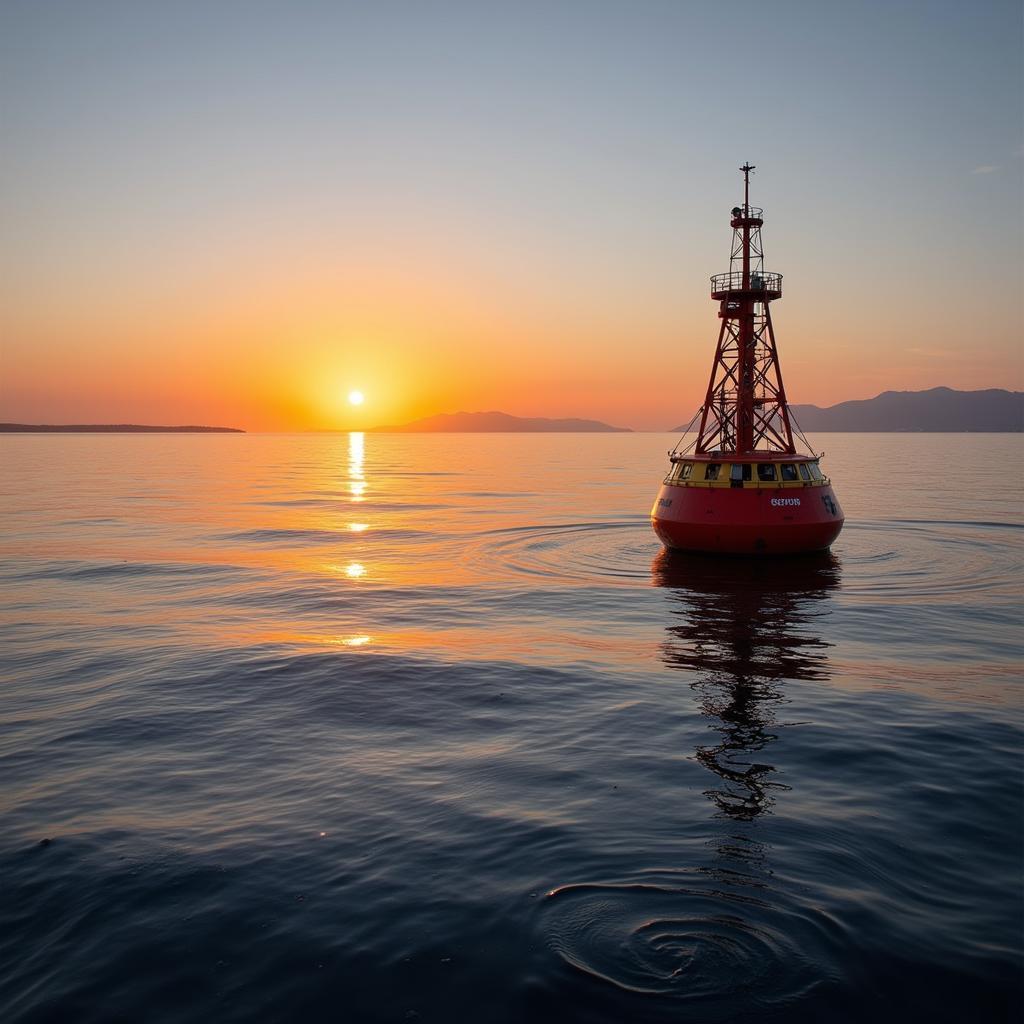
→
(730, 205, 763, 223)
(710, 270, 783, 299)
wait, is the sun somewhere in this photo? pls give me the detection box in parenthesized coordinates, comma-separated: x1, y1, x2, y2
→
(348, 389, 365, 406)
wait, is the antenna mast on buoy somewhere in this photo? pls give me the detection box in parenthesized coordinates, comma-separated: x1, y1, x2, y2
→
(696, 163, 794, 455)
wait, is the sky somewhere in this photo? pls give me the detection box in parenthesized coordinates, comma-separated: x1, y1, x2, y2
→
(1, 0, 1021, 431)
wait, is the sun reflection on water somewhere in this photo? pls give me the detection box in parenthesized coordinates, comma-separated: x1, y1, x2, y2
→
(342, 635, 372, 646)
(348, 431, 365, 502)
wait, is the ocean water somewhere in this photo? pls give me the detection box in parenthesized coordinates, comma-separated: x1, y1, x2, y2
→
(0, 432, 1021, 1023)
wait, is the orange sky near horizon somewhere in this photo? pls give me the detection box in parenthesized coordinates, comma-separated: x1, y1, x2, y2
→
(1, 2, 1020, 432)
(4, 218, 1018, 432)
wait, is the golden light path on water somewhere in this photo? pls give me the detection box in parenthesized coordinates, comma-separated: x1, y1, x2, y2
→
(348, 430, 366, 501)
(337, 431, 371, 636)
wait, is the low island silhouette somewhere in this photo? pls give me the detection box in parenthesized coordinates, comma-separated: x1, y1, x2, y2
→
(369, 411, 631, 432)
(0, 424, 245, 433)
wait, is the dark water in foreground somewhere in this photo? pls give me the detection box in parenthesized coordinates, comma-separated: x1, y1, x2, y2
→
(1, 433, 1021, 1023)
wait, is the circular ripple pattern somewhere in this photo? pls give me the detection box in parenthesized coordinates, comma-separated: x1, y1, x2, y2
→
(542, 878, 834, 1016)
(838, 519, 1022, 599)
(464, 519, 658, 584)
(462, 517, 1021, 600)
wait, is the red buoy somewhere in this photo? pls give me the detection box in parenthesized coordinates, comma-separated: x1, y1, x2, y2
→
(652, 165, 844, 555)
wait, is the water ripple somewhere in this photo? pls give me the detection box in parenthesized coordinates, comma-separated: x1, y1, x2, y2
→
(840, 519, 1021, 599)
(457, 515, 1021, 602)
(464, 519, 658, 584)
(542, 874, 836, 1013)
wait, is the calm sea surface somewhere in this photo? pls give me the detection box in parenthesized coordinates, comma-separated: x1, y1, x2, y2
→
(1, 432, 1021, 1023)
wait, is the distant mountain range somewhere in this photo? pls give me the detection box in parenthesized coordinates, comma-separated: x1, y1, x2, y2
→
(672, 388, 1022, 433)
(369, 411, 631, 432)
(0, 423, 245, 433)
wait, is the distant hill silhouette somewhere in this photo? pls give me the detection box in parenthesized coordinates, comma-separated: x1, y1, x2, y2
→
(671, 388, 1022, 432)
(370, 411, 631, 432)
(0, 423, 245, 433)
(790, 388, 1022, 432)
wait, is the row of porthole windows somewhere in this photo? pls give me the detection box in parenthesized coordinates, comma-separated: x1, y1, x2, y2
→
(670, 461, 825, 483)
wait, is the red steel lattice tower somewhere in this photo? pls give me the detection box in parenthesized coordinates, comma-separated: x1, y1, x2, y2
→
(695, 164, 795, 456)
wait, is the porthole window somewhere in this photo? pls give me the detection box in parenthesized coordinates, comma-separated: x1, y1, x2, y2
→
(757, 463, 777, 482)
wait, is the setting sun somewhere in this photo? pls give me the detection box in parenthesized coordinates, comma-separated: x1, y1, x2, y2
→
(348, 390, 365, 406)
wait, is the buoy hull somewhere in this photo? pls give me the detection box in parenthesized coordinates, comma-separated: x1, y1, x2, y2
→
(652, 482, 844, 555)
